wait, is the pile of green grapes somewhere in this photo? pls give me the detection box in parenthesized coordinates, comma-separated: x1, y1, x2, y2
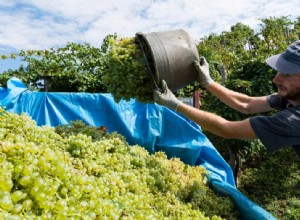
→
(0, 108, 239, 219)
(103, 37, 155, 103)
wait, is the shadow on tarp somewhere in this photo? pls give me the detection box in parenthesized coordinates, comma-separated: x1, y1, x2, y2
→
(0, 77, 276, 220)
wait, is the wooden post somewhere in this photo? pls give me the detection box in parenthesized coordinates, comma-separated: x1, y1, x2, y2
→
(193, 90, 202, 109)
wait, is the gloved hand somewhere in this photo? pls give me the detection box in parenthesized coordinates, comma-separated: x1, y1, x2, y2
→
(194, 56, 214, 87)
(153, 80, 182, 111)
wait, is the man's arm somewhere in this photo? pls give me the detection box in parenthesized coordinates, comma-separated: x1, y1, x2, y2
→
(206, 82, 273, 114)
(194, 58, 273, 114)
(153, 80, 258, 139)
(177, 102, 257, 139)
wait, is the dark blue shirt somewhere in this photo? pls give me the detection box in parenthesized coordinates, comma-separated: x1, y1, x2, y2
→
(249, 94, 300, 157)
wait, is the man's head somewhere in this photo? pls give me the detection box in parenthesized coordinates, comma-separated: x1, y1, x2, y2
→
(268, 41, 300, 104)
(266, 41, 300, 74)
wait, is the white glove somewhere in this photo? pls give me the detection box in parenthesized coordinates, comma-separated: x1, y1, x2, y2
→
(194, 56, 214, 87)
(153, 80, 182, 111)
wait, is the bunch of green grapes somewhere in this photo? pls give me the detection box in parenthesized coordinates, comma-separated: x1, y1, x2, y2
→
(103, 37, 155, 103)
(0, 108, 239, 219)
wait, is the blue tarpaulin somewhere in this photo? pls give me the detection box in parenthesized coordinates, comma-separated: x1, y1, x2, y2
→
(0, 77, 276, 220)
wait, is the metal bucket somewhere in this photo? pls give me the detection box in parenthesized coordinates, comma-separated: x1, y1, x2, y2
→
(136, 29, 199, 91)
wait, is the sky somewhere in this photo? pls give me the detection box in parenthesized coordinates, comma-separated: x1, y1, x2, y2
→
(0, 0, 300, 72)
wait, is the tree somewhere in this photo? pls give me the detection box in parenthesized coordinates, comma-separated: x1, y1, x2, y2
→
(259, 16, 296, 52)
(0, 34, 117, 92)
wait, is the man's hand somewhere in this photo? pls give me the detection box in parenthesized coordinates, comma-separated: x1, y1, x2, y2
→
(194, 57, 214, 87)
(153, 80, 182, 111)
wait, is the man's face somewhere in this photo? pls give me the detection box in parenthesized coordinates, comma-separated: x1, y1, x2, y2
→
(272, 72, 300, 104)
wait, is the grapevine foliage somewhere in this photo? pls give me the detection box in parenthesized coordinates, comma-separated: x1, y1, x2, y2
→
(0, 108, 239, 219)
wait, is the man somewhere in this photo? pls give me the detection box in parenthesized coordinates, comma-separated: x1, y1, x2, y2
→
(153, 41, 300, 157)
